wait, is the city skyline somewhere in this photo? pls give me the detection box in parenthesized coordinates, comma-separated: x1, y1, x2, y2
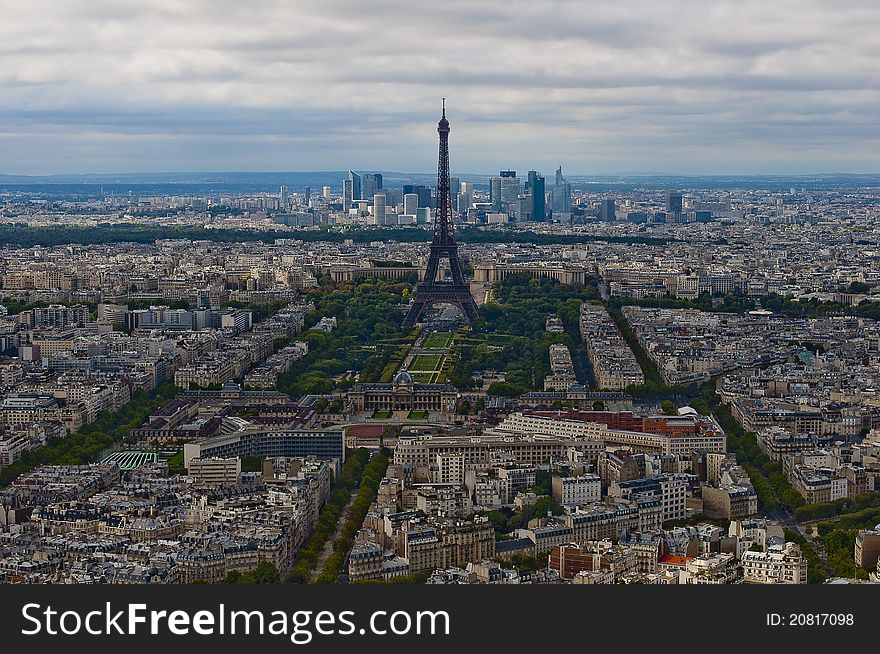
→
(3, 98, 880, 589)
(4, 1, 880, 640)
(2, 0, 879, 176)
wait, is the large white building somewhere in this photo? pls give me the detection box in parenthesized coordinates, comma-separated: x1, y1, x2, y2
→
(552, 475, 601, 506)
(742, 542, 808, 584)
(490, 412, 726, 456)
(393, 431, 604, 468)
(187, 457, 241, 487)
(493, 412, 609, 440)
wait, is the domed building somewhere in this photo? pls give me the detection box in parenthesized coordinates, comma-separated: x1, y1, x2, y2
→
(347, 368, 458, 413)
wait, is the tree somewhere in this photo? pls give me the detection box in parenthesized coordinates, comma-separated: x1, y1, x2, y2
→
(592, 400, 605, 411)
(689, 398, 712, 415)
(223, 570, 244, 584)
(487, 381, 526, 397)
(252, 561, 281, 584)
(532, 470, 553, 496)
(223, 562, 280, 584)
(660, 400, 678, 416)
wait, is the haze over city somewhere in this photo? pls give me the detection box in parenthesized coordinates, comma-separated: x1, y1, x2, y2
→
(2, 0, 879, 176)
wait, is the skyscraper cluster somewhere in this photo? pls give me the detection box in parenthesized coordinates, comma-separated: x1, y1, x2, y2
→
(487, 168, 555, 222)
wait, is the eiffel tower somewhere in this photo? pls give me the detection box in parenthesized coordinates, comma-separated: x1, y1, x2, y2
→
(402, 100, 479, 328)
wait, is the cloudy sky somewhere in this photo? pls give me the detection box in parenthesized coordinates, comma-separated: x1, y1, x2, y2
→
(1, 0, 878, 175)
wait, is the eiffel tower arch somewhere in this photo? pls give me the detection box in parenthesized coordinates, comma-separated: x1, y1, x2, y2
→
(402, 101, 479, 328)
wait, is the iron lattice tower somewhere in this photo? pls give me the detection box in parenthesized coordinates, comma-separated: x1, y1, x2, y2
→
(402, 100, 479, 328)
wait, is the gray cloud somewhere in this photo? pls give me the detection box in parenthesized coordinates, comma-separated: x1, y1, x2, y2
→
(0, 0, 877, 174)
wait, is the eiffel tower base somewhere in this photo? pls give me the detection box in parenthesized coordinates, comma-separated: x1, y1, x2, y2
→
(402, 284, 479, 328)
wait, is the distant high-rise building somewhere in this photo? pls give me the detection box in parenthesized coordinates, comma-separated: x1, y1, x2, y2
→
(363, 173, 382, 200)
(348, 170, 362, 200)
(502, 180, 521, 209)
(342, 179, 353, 211)
(458, 181, 473, 214)
(489, 177, 503, 212)
(403, 193, 419, 216)
(279, 186, 289, 205)
(361, 174, 376, 200)
(487, 171, 522, 216)
(449, 176, 461, 210)
(322, 186, 331, 200)
(666, 190, 683, 214)
(491, 170, 520, 215)
(513, 194, 530, 222)
(373, 193, 386, 225)
(383, 187, 401, 207)
(600, 198, 616, 221)
(403, 184, 433, 209)
(527, 170, 545, 221)
(551, 166, 571, 217)
(303, 186, 311, 204)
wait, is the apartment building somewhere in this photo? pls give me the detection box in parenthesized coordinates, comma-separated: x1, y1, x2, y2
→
(854, 527, 880, 570)
(348, 541, 384, 582)
(788, 464, 848, 504)
(609, 475, 690, 522)
(552, 474, 601, 506)
(549, 540, 637, 581)
(742, 542, 807, 584)
(543, 344, 577, 391)
(701, 484, 759, 520)
(579, 303, 644, 390)
(400, 516, 495, 572)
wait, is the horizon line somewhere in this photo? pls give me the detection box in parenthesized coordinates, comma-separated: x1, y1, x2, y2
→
(2, 170, 880, 180)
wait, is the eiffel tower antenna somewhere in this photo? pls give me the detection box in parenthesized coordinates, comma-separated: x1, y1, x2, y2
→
(402, 100, 479, 328)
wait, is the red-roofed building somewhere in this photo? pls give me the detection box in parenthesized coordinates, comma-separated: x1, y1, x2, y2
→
(657, 554, 691, 572)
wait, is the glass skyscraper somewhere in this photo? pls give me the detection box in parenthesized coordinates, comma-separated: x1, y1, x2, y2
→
(348, 170, 362, 200)
(527, 170, 545, 221)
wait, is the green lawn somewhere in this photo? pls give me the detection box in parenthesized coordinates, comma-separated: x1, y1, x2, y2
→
(410, 372, 437, 383)
(423, 332, 453, 349)
(407, 410, 429, 419)
(167, 450, 185, 474)
(409, 354, 444, 371)
(371, 410, 393, 419)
